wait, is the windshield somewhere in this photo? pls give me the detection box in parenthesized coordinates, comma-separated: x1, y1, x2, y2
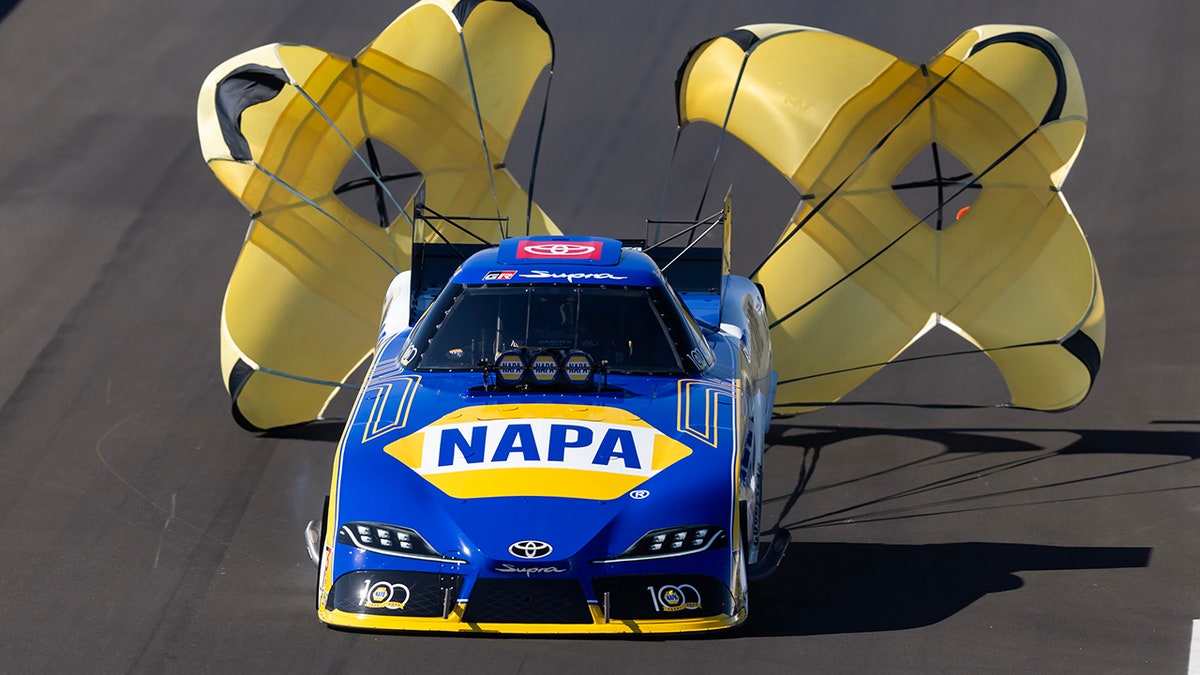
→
(405, 284, 694, 375)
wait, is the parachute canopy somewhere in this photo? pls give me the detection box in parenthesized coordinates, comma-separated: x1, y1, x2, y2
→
(676, 24, 1104, 412)
(197, 0, 559, 430)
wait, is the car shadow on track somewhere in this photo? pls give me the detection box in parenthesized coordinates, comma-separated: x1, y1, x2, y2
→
(762, 424, 1200, 531)
(260, 420, 347, 442)
(735, 540, 1149, 637)
(716, 423, 1194, 638)
(0, 1, 20, 22)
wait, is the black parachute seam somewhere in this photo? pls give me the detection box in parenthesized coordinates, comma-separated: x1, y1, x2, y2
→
(723, 28, 761, 52)
(227, 359, 263, 432)
(892, 172, 976, 191)
(215, 65, 288, 161)
(453, 0, 555, 65)
(1062, 330, 1102, 386)
(673, 28, 791, 127)
(228, 358, 255, 400)
(673, 38, 713, 126)
(333, 170, 423, 196)
(932, 142, 946, 230)
(968, 31, 1068, 125)
(364, 138, 389, 228)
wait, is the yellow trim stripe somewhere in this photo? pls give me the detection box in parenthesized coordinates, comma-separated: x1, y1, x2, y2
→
(317, 604, 745, 634)
(677, 379, 734, 447)
(362, 374, 421, 441)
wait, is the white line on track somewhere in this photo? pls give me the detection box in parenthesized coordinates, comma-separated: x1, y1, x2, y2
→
(1189, 620, 1200, 674)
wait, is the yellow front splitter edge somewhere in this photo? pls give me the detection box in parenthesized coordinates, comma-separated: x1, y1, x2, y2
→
(319, 602, 746, 634)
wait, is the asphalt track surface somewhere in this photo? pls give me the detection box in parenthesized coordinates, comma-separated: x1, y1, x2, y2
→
(1, 0, 1197, 672)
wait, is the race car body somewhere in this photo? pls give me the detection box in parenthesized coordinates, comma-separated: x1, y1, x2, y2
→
(314, 235, 778, 633)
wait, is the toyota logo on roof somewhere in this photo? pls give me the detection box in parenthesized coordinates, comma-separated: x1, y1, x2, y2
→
(516, 241, 601, 259)
(508, 540, 554, 559)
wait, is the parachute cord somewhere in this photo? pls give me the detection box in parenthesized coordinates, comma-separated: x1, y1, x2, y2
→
(251, 162, 400, 275)
(785, 452, 1064, 531)
(525, 68, 554, 236)
(643, 209, 724, 254)
(458, 32, 505, 234)
(365, 139, 389, 229)
(253, 365, 361, 390)
(748, 59, 971, 280)
(651, 128, 684, 245)
(931, 142, 946, 231)
(924, 64, 947, 233)
(351, 58, 406, 266)
(661, 216, 722, 271)
(769, 219, 922, 329)
(690, 50, 751, 242)
(764, 446, 819, 534)
(775, 401, 1007, 411)
(419, 205, 495, 245)
(291, 76, 415, 232)
(767, 125, 1040, 331)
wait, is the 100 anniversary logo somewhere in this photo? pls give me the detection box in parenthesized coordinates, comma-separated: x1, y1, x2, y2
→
(363, 580, 410, 610)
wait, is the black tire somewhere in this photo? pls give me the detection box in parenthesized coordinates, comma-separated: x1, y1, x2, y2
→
(316, 495, 329, 611)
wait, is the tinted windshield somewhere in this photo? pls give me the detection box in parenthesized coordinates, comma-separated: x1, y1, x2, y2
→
(406, 285, 691, 374)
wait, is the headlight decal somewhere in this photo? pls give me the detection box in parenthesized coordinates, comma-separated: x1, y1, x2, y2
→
(595, 525, 727, 563)
(338, 521, 466, 564)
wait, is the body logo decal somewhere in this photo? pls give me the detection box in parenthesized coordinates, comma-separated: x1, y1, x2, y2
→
(516, 241, 601, 259)
(494, 563, 568, 576)
(508, 540, 553, 559)
(648, 584, 702, 612)
(363, 580, 410, 610)
(383, 404, 692, 499)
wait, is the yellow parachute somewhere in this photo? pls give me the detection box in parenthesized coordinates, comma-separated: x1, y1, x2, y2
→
(197, 0, 558, 429)
(675, 24, 1104, 413)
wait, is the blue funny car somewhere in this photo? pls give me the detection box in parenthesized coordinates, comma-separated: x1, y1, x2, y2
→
(311, 235, 784, 633)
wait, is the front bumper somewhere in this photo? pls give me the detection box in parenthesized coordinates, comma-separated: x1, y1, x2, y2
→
(318, 570, 745, 634)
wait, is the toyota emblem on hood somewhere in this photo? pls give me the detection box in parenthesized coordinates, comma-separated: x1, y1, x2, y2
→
(509, 540, 553, 559)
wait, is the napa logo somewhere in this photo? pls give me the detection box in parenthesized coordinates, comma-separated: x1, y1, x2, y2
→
(383, 404, 692, 499)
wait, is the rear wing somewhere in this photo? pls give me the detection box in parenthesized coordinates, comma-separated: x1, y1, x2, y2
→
(622, 242, 722, 294)
(636, 187, 733, 294)
(408, 184, 504, 323)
